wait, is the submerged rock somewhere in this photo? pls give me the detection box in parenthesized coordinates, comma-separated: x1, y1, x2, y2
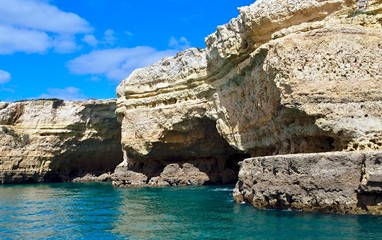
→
(0, 99, 122, 183)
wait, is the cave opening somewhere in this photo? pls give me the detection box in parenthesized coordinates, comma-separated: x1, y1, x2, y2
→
(124, 118, 250, 186)
(43, 139, 123, 183)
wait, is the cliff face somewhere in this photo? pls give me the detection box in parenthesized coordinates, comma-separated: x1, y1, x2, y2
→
(0, 99, 122, 183)
(113, 49, 251, 186)
(206, 0, 382, 155)
(115, 0, 382, 187)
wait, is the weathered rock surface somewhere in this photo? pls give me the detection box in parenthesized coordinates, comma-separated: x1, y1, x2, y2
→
(114, 0, 382, 187)
(206, 0, 382, 155)
(233, 151, 382, 214)
(0, 99, 122, 183)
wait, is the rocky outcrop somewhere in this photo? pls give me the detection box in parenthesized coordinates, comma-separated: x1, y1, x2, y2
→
(114, 49, 249, 186)
(0, 99, 122, 183)
(233, 151, 382, 214)
(114, 0, 382, 187)
(205, 0, 382, 155)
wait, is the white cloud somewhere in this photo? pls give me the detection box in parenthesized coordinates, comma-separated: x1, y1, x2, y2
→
(0, 25, 51, 54)
(168, 36, 191, 50)
(0, 69, 11, 84)
(81, 29, 121, 48)
(67, 46, 178, 81)
(82, 34, 98, 47)
(0, 0, 92, 54)
(39, 87, 85, 100)
(0, 0, 91, 34)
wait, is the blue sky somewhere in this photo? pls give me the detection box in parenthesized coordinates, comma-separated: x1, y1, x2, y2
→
(0, 0, 254, 101)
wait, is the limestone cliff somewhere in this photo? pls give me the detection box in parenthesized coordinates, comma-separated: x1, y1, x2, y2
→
(0, 99, 122, 183)
(115, 0, 382, 188)
(113, 49, 249, 186)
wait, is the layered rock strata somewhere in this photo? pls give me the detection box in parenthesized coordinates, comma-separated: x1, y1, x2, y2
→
(233, 151, 382, 214)
(0, 99, 122, 184)
(115, 0, 382, 187)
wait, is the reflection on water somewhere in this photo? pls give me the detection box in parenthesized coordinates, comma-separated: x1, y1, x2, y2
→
(0, 183, 382, 239)
(0, 183, 120, 239)
(112, 187, 244, 239)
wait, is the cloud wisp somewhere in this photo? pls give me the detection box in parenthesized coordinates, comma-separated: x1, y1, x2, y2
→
(38, 87, 85, 100)
(82, 34, 98, 47)
(0, 69, 11, 84)
(0, 0, 92, 54)
(168, 36, 191, 50)
(103, 29, 117, 46)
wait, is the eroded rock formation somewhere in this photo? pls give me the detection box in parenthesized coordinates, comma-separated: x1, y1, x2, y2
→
(114, 49, 250, 186)
(0, 99, 122, 183)
(233, 151, 382, 214)
(114, 0, 382, 187)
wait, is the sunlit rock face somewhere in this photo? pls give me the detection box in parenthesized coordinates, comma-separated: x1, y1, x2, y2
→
(114, 0, 382, 187)
(113, 49, 249, 186)
(205, 0, 382, 155)
(0, 99, 122, 183)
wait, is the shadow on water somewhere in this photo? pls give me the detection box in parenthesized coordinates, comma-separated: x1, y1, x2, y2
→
(1, 183, 382, 239)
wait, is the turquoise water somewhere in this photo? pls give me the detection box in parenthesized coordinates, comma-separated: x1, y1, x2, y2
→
(0, 183, 382, 240)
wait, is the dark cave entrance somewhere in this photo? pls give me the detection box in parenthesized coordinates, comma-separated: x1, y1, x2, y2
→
(43, 139, 123, 183)
(124, 118, 250, 185)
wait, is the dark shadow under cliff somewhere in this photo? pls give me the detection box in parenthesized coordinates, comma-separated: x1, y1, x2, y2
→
(118, 118, 250, 186)
(43, 101, 123, 182)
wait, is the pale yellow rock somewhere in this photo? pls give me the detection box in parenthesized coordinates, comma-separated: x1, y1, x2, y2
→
(115, 0, 382, 186)
(0, 99, 122, 183)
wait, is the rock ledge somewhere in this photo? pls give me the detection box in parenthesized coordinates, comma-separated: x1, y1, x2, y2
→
(233, 151, 382, 214)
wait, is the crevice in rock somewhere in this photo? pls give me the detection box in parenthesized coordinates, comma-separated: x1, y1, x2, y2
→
(356, 153, 382, 213)
(7, 104, 24, 125)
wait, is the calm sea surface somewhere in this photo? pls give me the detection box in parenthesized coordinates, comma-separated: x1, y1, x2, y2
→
(0, 183, 382, 239)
